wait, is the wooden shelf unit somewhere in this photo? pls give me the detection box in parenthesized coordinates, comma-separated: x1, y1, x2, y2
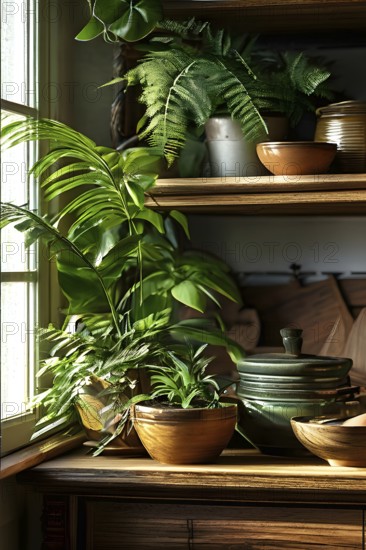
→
(146, 174, 366, 214)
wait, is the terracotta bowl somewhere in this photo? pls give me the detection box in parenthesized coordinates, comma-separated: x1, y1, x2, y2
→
(256, 141, 337, 176)
(291, 415, 366, 467)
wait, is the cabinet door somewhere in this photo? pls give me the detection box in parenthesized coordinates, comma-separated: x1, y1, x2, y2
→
(85, 501, 363, 550)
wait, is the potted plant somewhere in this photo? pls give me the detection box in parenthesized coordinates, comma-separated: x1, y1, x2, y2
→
(0, 116, 243, 448)
(116, 19, 333, 174)
(121, 344, 238, 464)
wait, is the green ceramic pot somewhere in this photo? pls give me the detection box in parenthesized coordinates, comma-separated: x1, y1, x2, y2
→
(237, 328, 352, 378)
(236, 393, 363, 456)
(236, 328, 356, 455)
(238, 373, 350, 391)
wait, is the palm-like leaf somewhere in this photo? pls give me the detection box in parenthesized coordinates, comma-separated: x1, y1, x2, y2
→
(0, 203, 122, 333)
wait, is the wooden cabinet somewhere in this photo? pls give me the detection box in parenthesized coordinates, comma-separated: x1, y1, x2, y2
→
(18, 448, 366, 550)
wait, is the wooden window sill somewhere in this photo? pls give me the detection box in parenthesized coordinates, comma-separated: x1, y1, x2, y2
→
(0, 431, 86, 480)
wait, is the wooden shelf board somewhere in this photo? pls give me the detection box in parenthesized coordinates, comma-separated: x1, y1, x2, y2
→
(18, 447, 366, 505)
(146, 175, 366, 214)
(163, 0, 366, 32)
(0, 432, 85, 480)
(152, 174, 366, 195)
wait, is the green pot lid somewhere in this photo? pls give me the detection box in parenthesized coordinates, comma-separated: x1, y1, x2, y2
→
(238, 328, 352, 373)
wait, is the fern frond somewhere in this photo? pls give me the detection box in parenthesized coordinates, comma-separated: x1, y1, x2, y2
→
(128, 50, 213, 164)
(283, 52, 331, 96)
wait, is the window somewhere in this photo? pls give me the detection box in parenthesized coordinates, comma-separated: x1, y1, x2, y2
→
(1, 0, 47, 454)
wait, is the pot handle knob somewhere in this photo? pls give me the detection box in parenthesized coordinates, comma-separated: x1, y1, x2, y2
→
(280, 328, 303, 356)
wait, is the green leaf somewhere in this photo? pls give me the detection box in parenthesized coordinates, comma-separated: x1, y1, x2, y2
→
(125, 179, 145, 209)
(107, 0, 163, 42)
(171, 280, 206, 313)
(75, 16, 104, 41)
(199, 273, 242, 304)
(99, 77, 125, 88)
(98, 235, 140, 274)
(170, 320, 245, 364)
(169, 210, 190, 239)
(135, 209, 164, 233)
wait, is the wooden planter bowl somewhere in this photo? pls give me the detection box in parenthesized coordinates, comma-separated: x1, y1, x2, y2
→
(132, 403, 237, 464)
(291, 416, 366, 467)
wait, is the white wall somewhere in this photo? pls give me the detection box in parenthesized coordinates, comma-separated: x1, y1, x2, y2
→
(188, 215, 366, 283)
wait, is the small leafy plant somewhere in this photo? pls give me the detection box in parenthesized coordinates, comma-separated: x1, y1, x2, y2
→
(148, 345, 223, 409)
(91, 343, 232, 455)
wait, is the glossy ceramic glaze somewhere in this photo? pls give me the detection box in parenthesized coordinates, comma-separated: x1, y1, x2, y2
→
(238, 372, 350, 390)
(237, 384, 358, 402)
(132, 403, 237, 464)
(256, 141, 337, 176)
(238, 353, 352, 378)
(237, 396, 363, 457)
(236, 328, 358, 455)
(291, 415, 366, 467)
(315, 101, 366, 173)
(205, 116, 289, 178)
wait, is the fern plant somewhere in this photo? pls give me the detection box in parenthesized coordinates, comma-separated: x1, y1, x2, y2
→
(120, 19, 332, 165)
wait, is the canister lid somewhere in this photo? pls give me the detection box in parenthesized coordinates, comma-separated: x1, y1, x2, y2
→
(238, 328, 352, 374)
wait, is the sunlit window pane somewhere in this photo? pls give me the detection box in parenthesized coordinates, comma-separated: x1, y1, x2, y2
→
(1, 282, 36, 417)
(1, 0, 30, 106)
(1, 112, 36, 272)
(1, 0, 39, 432)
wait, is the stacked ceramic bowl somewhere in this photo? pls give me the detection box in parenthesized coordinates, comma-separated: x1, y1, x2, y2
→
(236, 328, 363, 456)
(315, 100, 366, 173)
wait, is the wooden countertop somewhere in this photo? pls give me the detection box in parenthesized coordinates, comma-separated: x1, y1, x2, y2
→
(18, 447, 366, 506)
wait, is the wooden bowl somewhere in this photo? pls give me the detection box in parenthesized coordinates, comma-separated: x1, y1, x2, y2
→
(291, 416, 366, 467)
(132, 403, 237, 464)
(256, 141, 337, 176)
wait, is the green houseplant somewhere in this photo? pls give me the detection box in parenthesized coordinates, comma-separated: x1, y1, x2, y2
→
(119, 19, 333, 166)
(130, 345, 238, 464)
(0, 116, 243, 449)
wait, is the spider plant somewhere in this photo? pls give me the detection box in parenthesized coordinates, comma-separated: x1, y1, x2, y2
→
(90, 342, 235, 456)
(0, 116, 243, 441)
(119, 19, 332, 165)
(148, 344, 223, 409)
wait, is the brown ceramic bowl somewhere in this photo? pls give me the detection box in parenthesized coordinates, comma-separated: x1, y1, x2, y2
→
(291, 415, 366, 467)
(256, 141, 337, 176)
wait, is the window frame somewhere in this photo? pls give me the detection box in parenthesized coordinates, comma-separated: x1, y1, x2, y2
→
(1, 0, 58, 455)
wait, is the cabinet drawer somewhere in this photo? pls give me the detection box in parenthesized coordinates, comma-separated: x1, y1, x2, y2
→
(85, 501, 363, 550)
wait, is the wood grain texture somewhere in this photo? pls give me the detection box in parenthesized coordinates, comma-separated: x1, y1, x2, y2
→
(343, 308, 366, 386)
(145, 175, 366, 214)
(133, 404, 237, 465)
(0, 432, 85, 480)
(86, 500, 363, 550)
(241, 276, 353, 353)
(291, 418, 366, 468)
(18, 448, 366, 505)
